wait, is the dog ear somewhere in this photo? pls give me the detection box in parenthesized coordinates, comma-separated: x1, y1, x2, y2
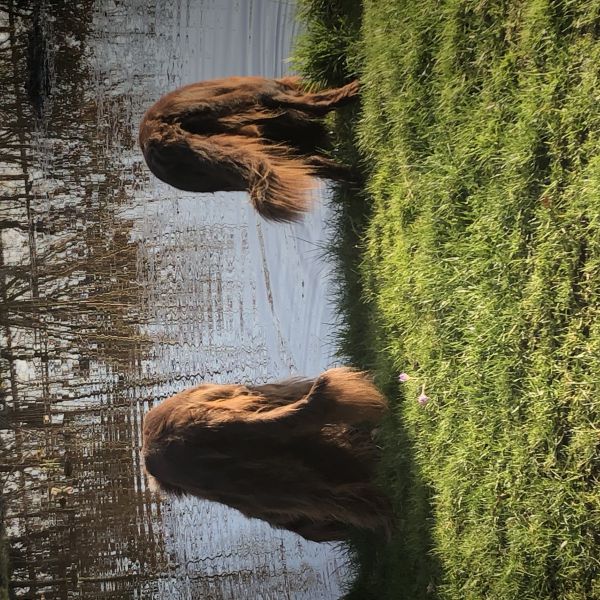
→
(304, 368, 388, 425)
(241, 147, 316, 222)
(185, 134, 316, 222)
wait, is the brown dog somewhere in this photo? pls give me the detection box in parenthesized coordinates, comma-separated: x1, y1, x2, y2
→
(138, 76, 360, 221)
(142, 367, 392, 542)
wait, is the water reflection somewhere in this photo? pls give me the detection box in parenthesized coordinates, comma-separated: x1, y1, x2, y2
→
(0, 0, 347, 598)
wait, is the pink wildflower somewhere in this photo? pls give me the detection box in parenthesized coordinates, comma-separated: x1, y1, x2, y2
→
(418, 393, 429, 406)
(398, 373, 410, 383)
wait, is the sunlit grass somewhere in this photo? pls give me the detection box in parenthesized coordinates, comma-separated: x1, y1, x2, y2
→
(295, 1, 600, 598)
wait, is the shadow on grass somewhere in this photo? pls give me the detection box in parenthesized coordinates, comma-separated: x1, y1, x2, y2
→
(343, 379, 442, 600)
(295, 2, 442, 595)
(322, 107, 442, 599)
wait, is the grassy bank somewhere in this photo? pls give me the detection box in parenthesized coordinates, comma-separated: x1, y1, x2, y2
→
(295, 1, 600, 599)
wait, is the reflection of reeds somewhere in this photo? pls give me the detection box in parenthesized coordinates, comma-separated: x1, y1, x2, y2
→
(1, 229, 150, 361)
(0, 3, 169, 597)
(0, 474, 9, 600)
(0, 0, 149, 356)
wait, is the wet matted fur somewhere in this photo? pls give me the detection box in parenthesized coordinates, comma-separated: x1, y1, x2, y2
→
(142, 367, 392, 542)
(138, 76, 360, 222)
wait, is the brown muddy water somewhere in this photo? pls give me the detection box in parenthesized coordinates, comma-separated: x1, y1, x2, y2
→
(0, 1, 351, 598)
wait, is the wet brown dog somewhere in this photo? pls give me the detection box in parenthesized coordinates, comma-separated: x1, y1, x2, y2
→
(142, 367, 392, 542)
(138, 76, 360, 222)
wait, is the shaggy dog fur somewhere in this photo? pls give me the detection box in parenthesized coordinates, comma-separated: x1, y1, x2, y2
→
(142, 367, 392, 542)
(138, 76, 360, 222)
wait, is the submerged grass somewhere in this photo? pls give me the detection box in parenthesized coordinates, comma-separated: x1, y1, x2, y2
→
(295, 1, 600, 599)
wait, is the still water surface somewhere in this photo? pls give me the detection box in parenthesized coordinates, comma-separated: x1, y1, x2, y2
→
(0, 1, 349, 597)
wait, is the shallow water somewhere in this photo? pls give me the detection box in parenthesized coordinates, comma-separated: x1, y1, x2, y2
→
(0, 1, 349, 598)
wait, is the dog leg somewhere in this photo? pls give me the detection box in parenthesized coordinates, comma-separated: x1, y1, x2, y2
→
(269, 80, 361, 116)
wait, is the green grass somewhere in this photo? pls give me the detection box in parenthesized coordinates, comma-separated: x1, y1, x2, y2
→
(295, 1, 600, 599)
